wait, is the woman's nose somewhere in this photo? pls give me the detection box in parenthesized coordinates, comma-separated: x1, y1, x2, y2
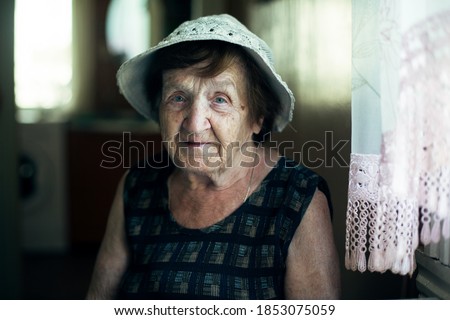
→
(182, 98, 211, 133)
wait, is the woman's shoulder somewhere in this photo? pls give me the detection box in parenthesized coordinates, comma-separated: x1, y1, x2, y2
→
(125, 151, 173, 187)
(259, 155, 332, 215)
(123, 152, 172, 212)
(268, 156, 322, 183)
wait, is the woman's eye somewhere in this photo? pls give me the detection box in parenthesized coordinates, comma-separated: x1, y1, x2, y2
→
(214, 96, 227, 104)
(173, 95, 186, 103)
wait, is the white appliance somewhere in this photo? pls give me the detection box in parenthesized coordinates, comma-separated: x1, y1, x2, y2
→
(18, 122, 69, 253)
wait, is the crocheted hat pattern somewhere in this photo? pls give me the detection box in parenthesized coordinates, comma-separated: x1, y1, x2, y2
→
(117, 14, 294, 132)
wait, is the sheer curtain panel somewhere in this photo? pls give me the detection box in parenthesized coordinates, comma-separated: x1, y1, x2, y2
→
(346, 0, 450, 276)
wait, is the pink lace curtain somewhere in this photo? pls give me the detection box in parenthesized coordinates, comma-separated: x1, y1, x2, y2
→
(346, 0, 450, 276)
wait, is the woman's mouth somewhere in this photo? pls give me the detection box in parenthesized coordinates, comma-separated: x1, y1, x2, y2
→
(181, 141, 208, 147)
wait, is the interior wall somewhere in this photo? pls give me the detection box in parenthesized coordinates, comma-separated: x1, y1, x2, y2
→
(72, 0, 96, 113)
(191, 0, 251, 22)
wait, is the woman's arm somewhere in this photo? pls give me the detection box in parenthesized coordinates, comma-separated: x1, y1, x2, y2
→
(86, 172, 130, 299)
(284, 189, 341, 299)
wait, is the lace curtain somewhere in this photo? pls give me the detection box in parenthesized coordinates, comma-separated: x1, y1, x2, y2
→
(346, 0, 450, 275)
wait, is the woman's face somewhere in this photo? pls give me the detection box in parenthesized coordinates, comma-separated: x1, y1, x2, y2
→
(159, 60, 262, 175)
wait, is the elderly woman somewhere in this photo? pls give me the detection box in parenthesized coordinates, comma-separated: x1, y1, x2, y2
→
(87, 14, 340, 299)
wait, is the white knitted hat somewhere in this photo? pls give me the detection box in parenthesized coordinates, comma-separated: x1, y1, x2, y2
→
(117, 14, 294, 132)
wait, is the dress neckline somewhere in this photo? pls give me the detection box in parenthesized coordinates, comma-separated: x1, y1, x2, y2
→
(162, 156, 287, 234)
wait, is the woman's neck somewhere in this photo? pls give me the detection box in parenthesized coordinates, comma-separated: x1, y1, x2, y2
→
(173, 145, 280, 189)
(167, 146, 280, 229)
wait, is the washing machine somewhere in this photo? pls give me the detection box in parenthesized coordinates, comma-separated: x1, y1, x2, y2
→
(18, 122, 69, 253)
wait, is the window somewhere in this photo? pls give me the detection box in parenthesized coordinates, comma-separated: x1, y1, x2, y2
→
(106, 0, 151, 62)
(14, 0, 72, 110)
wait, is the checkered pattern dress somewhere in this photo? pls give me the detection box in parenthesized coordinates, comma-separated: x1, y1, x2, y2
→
(117, 152, 330, 299)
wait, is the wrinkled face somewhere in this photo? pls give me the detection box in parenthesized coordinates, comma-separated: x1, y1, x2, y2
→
(159, 60, 262, 175)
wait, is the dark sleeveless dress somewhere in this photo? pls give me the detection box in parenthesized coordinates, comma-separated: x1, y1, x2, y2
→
(117, 152, 331, 299)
